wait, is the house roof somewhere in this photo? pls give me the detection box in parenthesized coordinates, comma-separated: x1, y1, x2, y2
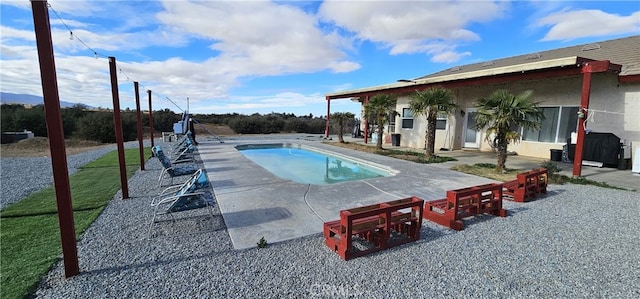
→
(419, 35, 639, 79)
(326, 35, 639, 99)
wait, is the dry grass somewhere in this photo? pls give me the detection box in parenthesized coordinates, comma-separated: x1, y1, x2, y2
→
(0, 137, 108, 158)
(450, 164, 520, 182)
(0, 124, 236, 158)
(323, 141, 380, 154)
(193, 123, 236, 137)
(324, 141, 456, 164)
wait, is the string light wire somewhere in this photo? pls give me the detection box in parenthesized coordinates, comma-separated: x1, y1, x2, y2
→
(47, 3, 105, 59)
(46, 2, 191, 112)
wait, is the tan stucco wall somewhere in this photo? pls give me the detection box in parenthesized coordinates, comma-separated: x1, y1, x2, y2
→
(393, 96, 458, 150)
(389, 73, 640, 160)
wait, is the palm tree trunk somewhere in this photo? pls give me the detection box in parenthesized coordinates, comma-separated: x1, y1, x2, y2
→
(424, 129, 428, 153)
(425, 114, 437, 158)
(337, 120, 344, 143)
(495, 135, 508, 172)
(376, 130, 383, 149)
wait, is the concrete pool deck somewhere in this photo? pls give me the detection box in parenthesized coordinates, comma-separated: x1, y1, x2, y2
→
(197, 135, 499, 249)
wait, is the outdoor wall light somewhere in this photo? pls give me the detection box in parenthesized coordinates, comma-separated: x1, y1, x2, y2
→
(460, 110, 466, 117)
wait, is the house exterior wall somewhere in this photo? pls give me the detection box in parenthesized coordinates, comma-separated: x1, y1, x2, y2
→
(395, 96, 423, 149)
(391, 73, 640, 160)
(394, 96, 459, 150)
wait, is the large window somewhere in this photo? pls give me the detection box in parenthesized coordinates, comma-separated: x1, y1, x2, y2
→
(522, 106, 579, 143)
(401, 108, 413, 129)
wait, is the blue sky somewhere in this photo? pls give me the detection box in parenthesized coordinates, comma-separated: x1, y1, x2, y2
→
(1, 1, 638, 117)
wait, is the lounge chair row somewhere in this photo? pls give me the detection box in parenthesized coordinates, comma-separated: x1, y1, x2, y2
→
(148, 133, 215, 238)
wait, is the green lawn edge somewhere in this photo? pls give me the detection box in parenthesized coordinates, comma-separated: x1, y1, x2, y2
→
(0, 147, 150, 299)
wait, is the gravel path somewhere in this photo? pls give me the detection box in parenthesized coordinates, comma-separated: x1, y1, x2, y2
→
(0, 142, 149, 209)
(3, 140, 638, 298)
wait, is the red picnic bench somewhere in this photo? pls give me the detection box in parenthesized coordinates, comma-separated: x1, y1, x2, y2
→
(323, 197, 424, 260)
(502, 168, 548, 202)
(423, 183, 507, 230)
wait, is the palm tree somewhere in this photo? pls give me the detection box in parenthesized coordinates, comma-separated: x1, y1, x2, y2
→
(473, 89, 544, 172)
(408, 87, 457, 158)
(364, 94, 398, 149)
(330, 112, 355, 143)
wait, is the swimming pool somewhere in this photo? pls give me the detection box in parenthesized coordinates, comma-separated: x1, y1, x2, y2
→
(236, 143, 394, 185)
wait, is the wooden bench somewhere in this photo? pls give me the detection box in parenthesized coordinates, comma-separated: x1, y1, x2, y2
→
(423, 183, 507, 230)
(323, 197, 424, 260)
(503, 168, 548, 202)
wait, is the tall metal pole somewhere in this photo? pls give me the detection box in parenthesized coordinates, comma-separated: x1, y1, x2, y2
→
(325, 96, 330, 139)
(30, 0, 79, 278)
(108, 57, 129, 199)
(148, 90, 155, 153)
(363, 95, 370, 144)
(134, 82, 145, 170)
(572, 71, 591, 177)
(571, 60, 614, 177)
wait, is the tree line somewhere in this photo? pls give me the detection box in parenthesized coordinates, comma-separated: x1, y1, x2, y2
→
(194, 112, 328, 135)
(1, 104, 353, 143)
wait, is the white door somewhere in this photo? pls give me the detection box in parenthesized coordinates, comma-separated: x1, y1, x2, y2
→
(463, 109, 481, 148)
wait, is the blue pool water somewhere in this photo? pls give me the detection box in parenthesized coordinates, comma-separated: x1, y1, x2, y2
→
(236, 144, 392, 185)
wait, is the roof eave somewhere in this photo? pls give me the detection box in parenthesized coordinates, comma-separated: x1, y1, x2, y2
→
(326, 56, 587, 99)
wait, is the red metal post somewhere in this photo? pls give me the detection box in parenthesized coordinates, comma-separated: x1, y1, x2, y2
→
(363, 95, 370, 144)
(108, 57, 129, 199)
(148, 89, 155, 154)
(30, 0, 79, 278)
(134, 82, 145, 170)
(572, 62, 606, 177)
(325, 96, 331, 139)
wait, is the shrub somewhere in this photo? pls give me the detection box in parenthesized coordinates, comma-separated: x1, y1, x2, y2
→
(539, 160, 561, 175)
(75, 111, 138, 143)
(283, 118, 310, 133)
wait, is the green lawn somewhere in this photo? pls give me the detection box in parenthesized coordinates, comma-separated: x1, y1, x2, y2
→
(0, 147, 151, 299)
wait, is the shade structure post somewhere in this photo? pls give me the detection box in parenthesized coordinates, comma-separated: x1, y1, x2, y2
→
(134, 82, 145, 170)
(108, 56, 129, 199)
(30, 0, 79, 278)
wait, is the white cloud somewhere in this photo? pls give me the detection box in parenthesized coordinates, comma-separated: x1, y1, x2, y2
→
(3, 0, 509, 116)
(0, 25, 35, 42)
(536, 9, 640, 41)
(192, 91, 328, 114)
(156, 0, 358, 75)
(318, 0, 507, 62)
(431, 51, 472, 63)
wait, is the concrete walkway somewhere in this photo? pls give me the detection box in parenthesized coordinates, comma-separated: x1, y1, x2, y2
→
(340, 136, 639, 192)
(197, 134, 638, 250)
(432, 149, 639, 191)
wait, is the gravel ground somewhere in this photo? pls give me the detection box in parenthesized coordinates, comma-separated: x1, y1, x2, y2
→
(4, 141, 639, 298)
(0, 141, 149, 209)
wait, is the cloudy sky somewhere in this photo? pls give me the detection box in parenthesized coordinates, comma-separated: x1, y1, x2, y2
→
(1, 0, 638, 117)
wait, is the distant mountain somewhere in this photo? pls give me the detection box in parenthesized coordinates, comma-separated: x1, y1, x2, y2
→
(0, 92, 88, 108)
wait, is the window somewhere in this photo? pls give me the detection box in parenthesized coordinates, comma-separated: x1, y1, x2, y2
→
(388, 113, 396, 133)
(401, 108, 413, 129)
(436, 112, 448, 130)
(522, 106, 579, 143)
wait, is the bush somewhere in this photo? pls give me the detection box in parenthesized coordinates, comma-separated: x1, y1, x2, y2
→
(1, 104, 47, 136)
(151, 109, 180, 132)
(283, 118, 310, 133)
(306, 118, 327, 134)
(75, 111, 138, 143)
(539, 160, 561, 175)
